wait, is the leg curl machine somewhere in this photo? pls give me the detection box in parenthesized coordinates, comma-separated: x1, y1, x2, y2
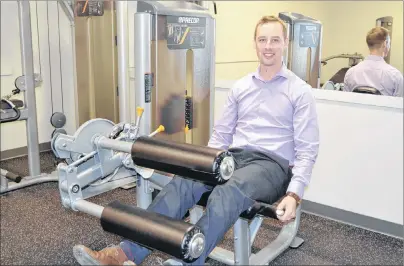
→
(51, 108, 304, 265)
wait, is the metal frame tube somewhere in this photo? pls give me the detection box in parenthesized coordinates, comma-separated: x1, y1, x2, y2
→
(208, 247, 235, 265)
(209, 17, 216, 136)
(233, 218, 250, 265)
(18, 0, 41, 177)
(0, 175, 8, 191)
(136, 175, 152, 209)
(249, 216, 264, 246)
(134, 12, 153, 210)
(73, 199, 104, 218)
(95, 136, 133, 154)
(70, 151, 97, 167)
(317, 24, 324, 88)
(0, 175, 58, 194)
(116, 1, 130, 123)
(134, 13, 152, 136)
(249, 206, 303, 265)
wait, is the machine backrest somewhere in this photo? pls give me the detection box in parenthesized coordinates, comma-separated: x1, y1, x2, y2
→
(321, 81, 336, 90)
(352, 86, 381, 95)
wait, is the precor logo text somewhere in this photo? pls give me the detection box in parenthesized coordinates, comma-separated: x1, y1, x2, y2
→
(178, 17, 199, 24)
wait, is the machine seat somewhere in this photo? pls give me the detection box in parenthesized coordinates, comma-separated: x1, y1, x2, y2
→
(1, 99, 24, 109)
(352, 86, 381, 95)
(196, 191, 279, 220)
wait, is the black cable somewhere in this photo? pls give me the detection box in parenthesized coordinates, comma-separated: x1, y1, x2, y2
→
(36, 2, 42, 77)
(57, 2, 64, 113)
(46, 2, 54, 114)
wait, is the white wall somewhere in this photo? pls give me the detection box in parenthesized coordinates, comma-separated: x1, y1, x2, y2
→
(1, 1, 77, 152)
(215, 81, 403, 225)
(307, 91, 403, 225)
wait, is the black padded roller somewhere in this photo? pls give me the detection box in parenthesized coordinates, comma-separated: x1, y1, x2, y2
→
(100, 201, 204, 262)
(3, 170, 22, 183)
(131, 136, 231, 185)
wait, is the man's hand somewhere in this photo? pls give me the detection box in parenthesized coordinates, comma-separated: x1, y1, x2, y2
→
(276, 196, 297, 223)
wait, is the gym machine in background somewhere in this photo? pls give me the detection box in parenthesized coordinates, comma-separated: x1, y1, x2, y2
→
(1, 1, 60, 194)
(320, 53, 364, 91)
(133, 0, 216, 208)
(376, 16, 393, 64)
(134, 1, 216, 147)
(279, 12, 323, 89)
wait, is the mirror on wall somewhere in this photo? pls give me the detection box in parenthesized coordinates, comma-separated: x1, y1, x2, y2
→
(317, 15, 401, 97)
(214, 1, 403, 98)
(280, 7, 402, 97)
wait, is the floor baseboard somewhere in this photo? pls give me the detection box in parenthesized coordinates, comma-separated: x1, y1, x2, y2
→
(302, 200, 403, 239)
(0, 142, 52, 161)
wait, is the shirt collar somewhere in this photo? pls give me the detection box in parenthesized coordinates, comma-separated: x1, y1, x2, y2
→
(365, 55, 385, 62)
(252, 63, 289, 83)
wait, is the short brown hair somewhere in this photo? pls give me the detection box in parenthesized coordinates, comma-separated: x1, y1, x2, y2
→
(366, 27, 390, 49)
(254, 16, 287, 40)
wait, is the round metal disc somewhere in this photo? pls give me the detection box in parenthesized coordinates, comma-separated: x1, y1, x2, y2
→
(14, 76, 25, 90)
(189, 233, 205, 259)
(52, 128, 67, 139)
(50, 112, 67, 128)
(69, 118, 115, 161)
(219, 156, 235, 181)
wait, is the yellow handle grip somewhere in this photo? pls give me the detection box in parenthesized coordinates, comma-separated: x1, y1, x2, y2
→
(136, 107, 144, 117)
(157, 125, 165, 132)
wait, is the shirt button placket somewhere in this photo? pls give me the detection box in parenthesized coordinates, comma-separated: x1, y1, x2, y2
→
(258, 87, 265, 118)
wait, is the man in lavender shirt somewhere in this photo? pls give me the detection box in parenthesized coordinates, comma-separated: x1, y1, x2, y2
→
(343, 27, 403, 97)
(72, 15, 320, 266)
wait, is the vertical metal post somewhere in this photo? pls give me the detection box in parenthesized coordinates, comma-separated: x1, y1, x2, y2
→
(18, 0, 41, 177)
(315, 24, 324, 89)
(136, 175, 152, 209)
(0, 176, 8, 192)
(116, 1, 130, 122)
(376, 16, 393, 64)
(283, 23, 290, 68)
(134, 12, 152, 209)
(233, 218, 250, 265)
(134, 13, 152, 136)
(209, 18, 216, 137)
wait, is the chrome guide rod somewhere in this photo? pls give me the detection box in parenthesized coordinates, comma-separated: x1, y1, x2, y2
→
(116, 1, 130, 123)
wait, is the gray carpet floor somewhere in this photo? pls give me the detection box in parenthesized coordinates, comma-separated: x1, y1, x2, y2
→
(1, 151, 403, 265)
